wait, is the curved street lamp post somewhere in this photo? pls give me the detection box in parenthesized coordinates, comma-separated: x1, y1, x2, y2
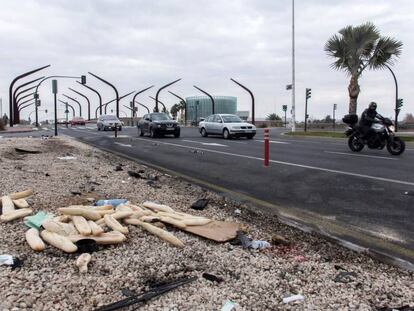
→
(193, 85, 215, 115)
(230, 78, 255, 125)
(77, 82, 102, 117)
(68, 88, 91, 120)
(168, 91, 187, 125)
(154, 79, 181, 112)
(62, 94, 82, 117)
(9, 65, 50, 126)
(88, 72, 119, 118)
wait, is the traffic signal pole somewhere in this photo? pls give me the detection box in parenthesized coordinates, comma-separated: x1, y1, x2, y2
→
(305, 88, 311, 132)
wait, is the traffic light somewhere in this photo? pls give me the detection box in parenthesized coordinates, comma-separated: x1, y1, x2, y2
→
(397, 98, 403, 109)
(306, 88, 312, 99)
(81, 75, 87, 85)
(282, 105, 287, 112)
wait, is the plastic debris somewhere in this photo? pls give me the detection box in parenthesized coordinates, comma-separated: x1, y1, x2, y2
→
(115, 165, 123, 171)
(95, 199, 128, 207)
(202, 272, 224, 283)
(74, 239, 99, 253)
(250, 240, 271, 249)
(57, 156, 77, 160)
(0, 255, 23, 270)
(0, 254, 14, 265)
(221, 300, 237, 311)
(234, 209, 241, 216)
(24, 211, 51, 230)
(191, 198, 209, 210)
(283, 294, 304, 304)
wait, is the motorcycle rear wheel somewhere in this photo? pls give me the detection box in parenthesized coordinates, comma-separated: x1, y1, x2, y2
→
(348, 134, 364, 152)
(386, 137, 405, 156)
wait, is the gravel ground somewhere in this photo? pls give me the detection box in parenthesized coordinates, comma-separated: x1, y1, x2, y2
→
(0, 136, 413, 311)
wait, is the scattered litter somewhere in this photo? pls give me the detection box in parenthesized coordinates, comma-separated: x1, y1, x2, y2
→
(147, 180, 161, 188)
(96, 276, 197, 311)
(189, 149, 204, 154)
(95, 199, 128, 207)
(221, 300, 237, 311)
(376, 305, 414, 311)
(202, 272, 224, 283)
(283, 294, 304, 304)
(404, 191, 414, 196)
(234, 209, 241, 216)
(127, 170, 144, 179)
(14, 147, 41, 154)
(57, 156, 77, 160)
(147, 174, 158, 181)
(334, 271, 357, 283)
(271, 234, 291, 245)
(45, 173, 50, 177)
(250, 240, 271, 249)
(121, 180, 127, 184)
(121, 288, 136, 297)
(0, 254, 13, 265)
(76, 253, 92, 273)
(191, 198, 209, 210)
(74, 239, 99, 253)
(115, 165, 123, 171)
(334, 264, 347, 271)
(24, 211, 50, 230)
(70, 190, 82, 196)
(0, 255, 23, 270)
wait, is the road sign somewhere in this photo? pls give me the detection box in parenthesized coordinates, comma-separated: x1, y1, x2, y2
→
(282, 105, 287, 111)
(52, 80, 58, 94)
(286, 84, 292, 90)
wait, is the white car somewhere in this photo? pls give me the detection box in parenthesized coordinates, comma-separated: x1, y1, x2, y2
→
(199, 114, 256, 139)
(97, 115, 123, 131)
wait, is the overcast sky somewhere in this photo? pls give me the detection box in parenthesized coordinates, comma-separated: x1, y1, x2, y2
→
(0, 0, 413, 121)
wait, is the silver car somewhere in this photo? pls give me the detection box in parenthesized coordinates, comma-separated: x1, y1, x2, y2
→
(199, 114, 256, 139)
(97, 115, 123, 131)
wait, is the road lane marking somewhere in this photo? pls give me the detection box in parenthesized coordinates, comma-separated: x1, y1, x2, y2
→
(182, 139, 228, 147)
(114, 142, 132, 147)
(132, 137, 414, 186)
(324, 151, 398, 161)
(255, 140, 290, 144)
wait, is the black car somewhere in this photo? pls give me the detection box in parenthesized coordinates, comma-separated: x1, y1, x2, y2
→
(137, 113, 180, 138)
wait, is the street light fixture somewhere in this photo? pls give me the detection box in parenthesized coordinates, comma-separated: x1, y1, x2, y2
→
(62, 94, 82, 117)
(135, 101, 150, 114)
(149, 96, 167, 113)
(168, 91, 187, 125)
(154, 79, 181, 112)
(9, 65, 50, 126)
(68, 87, 91, 120)
(103, 91, 135, 114)
(88, 72, 119, 118)
(193, 85, 215, 115)
(131, 85, 154, 118)
(230, 78, 255, 125)
(77, 81, 102, 117)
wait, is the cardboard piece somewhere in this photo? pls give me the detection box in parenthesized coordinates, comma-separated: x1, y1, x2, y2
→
(183, 220, 240, 242)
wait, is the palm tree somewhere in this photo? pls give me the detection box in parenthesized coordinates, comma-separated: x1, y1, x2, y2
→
(325, 22, 403, 114)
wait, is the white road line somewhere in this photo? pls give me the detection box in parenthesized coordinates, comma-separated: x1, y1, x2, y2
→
(255, 140, 290, 144)
(324, 151, 398, 161)
(114, 142, 132, 147)
(182, 139, 228, 147)
(132, 137, 414, 187)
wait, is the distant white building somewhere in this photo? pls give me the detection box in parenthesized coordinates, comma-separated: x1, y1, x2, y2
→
(236, 111, 249, 120)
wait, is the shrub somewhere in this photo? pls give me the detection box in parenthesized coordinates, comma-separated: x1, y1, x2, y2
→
(258, 123, 268, 128)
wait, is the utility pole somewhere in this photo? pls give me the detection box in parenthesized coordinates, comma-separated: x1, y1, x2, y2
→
(282, 105, 287, 128)
(333, 104, 337, 130)
(52, 80, 58, 136)
(0, 97, 2, 118)
(291, 0, 296, 132)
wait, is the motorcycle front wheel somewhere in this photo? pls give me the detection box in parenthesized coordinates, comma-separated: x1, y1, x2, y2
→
(386, 137, 405, 156)
(348, 134, 364, 152)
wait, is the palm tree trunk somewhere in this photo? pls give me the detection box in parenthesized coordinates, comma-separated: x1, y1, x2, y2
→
(348, 75, 360, 114)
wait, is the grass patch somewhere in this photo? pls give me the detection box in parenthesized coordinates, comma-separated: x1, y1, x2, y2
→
(285, 131, 414, 142)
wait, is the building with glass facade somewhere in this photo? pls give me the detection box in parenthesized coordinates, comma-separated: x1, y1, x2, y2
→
(185, 96, 237, 124)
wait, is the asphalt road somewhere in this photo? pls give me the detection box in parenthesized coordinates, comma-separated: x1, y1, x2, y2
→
(3, 125, 414, 266)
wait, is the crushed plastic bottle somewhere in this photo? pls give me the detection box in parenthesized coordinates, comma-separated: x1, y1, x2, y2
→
(250, 240, 271, 249)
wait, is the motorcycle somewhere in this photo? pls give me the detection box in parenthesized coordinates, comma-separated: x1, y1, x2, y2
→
(342, 114, 405, 156)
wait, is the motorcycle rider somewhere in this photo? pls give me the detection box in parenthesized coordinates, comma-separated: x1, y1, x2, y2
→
(359, 102, 380, 141)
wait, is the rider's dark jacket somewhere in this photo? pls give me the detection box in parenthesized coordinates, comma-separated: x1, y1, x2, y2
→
(359, 108, 378, 127)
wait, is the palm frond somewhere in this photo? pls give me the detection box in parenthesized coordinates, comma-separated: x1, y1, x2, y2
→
(368, 36, 403, 69)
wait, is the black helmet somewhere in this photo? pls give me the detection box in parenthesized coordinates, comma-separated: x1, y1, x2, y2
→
(369, 102, 377, 111)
